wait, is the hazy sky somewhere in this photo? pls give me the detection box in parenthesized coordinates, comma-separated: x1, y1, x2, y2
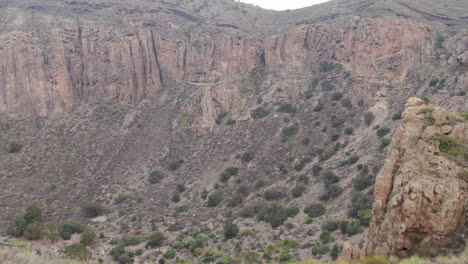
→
(240, 0, 330, 10)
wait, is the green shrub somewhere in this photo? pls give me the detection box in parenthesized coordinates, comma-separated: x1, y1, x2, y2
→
(8, 216, 27, 237)
(429, 79, 439, 87)
(320, 230, 334, 243)
(313, 101, 324, 112)
(65, 243, 92, 260)
(220, 167, 239, 182)
(146, 232, 165, 248)
(228, 194, 244, 207)
(330, 244, 342, 260)
(59, 221, 84, 240)
(346, 155, 360, 165)
(364, 111, 375, 126)
(122, 234, 141, 246)
(322, 219, 341, 232)
(251, 107, 270, 119)
(177, 184, 186, 193)
(380, 138, 391, 149)
(114, 193, 130, 204)
(223, 218, 239, 239)
(163, 249, 176, 259)
(340, 220, 361, 236)
(226, 118, 236, 125)
(80, 227, 96, 245)
(320, 62, 336, 72)
(320, 184, 343, 201)
(23, 222, 44, 240)
(6, 141, 22, 153)
(281, 123, 299, 141)
(168, 160, 184, 171)
(392, 112, 402, 120)
(24, 203, 42, 224)
(331, 92, 343, 101)
(322, 170, 340, 185)
(433, 134, 468, 165)
(312, 244, 330, 256)
(241, 151, 255, 162)
(171, 193, 181, 203)
(135, 249, 143, 256)
(312, 164, 322, 176)
(435, 35, 445, 49)
(207, 191, 223, 207)
(342, 99, 353, 109)
(294, 157, 311, 171)
(176, 205, 189, 213)
(304, 203, 325, 218)
(417, 106, 435, 115)
(321, 80, 335, 91)
(291, 185, 306, 198)
(216, 112, 228, 125)
(277, 104, 298, 113)
(302, 137, 311, 145)
(82, 203, 104, 218)
(377, 127, 390, 138)
(354, 175, 374, 191)
(256, 202, 299, 228)
(349, 193, 373, 225)
(264, 188, 285, 201)
(148, 170, 164, 184)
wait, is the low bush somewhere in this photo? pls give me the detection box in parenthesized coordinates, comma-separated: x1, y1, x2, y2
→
(220, 167, 239, 182)
(364, 111, 375, 126)
(304, 204, 325, 218)
(291, 185, 306, 198)
(312, 244, 330, 256)
(320, 62, 336, 72)
(148, 170, 164, 184)
(256, 202, 299, 228)
(163, 249, 176, 259)
(65, 243, 92, 260)
(277, 104, 298, 114)
(340, 220, 361, 236)
(168, 160, 184, 171)
(6, 141, 22, 153)
(377, 127, 390, 138)
(331, 92, 343, 101)
(78, 227, 95, 246)
(82, 203, 104, 218)
(176, 184, 186, 193)
(322, 171, 340, 185)
(207, 191, 223, 207)
(319, 230, 334, 243)
(320, 184, 343, 201)
(342, 99, 353, 109)
(223, 218, 239, 239)
(349, 193, 373, 225)
(8, 216, 27, 237)
(251, 107, 270, 119)
(24, 204, 42, 224)
(146, 232, 165, 248)
(281, 124, 299, 141)
(302, 137, 311, 145)
(241, 151, 255, 162)
(23, 222, 43, 240)
(264, 188, 285, 201)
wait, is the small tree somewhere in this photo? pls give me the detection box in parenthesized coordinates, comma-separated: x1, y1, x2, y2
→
(8, 216, 27, 237)
(64, 244, 92, 260)
(80, 227, 96, 245)
(207, 191, 223, 207)
(223, 219, 239, 240)
(23, 222, 44, 240)
(44, 222, 60, 243)
(24, 203, 42, 224)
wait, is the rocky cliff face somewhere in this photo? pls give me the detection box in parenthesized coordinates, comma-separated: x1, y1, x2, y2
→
(343, 98, 468, 259)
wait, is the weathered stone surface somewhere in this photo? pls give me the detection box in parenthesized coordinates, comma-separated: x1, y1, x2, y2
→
(364, 98, 468, 257)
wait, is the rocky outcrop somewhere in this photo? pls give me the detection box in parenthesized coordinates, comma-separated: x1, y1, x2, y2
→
(0, 16, 433, 116)
(362, 98, 468, 257)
